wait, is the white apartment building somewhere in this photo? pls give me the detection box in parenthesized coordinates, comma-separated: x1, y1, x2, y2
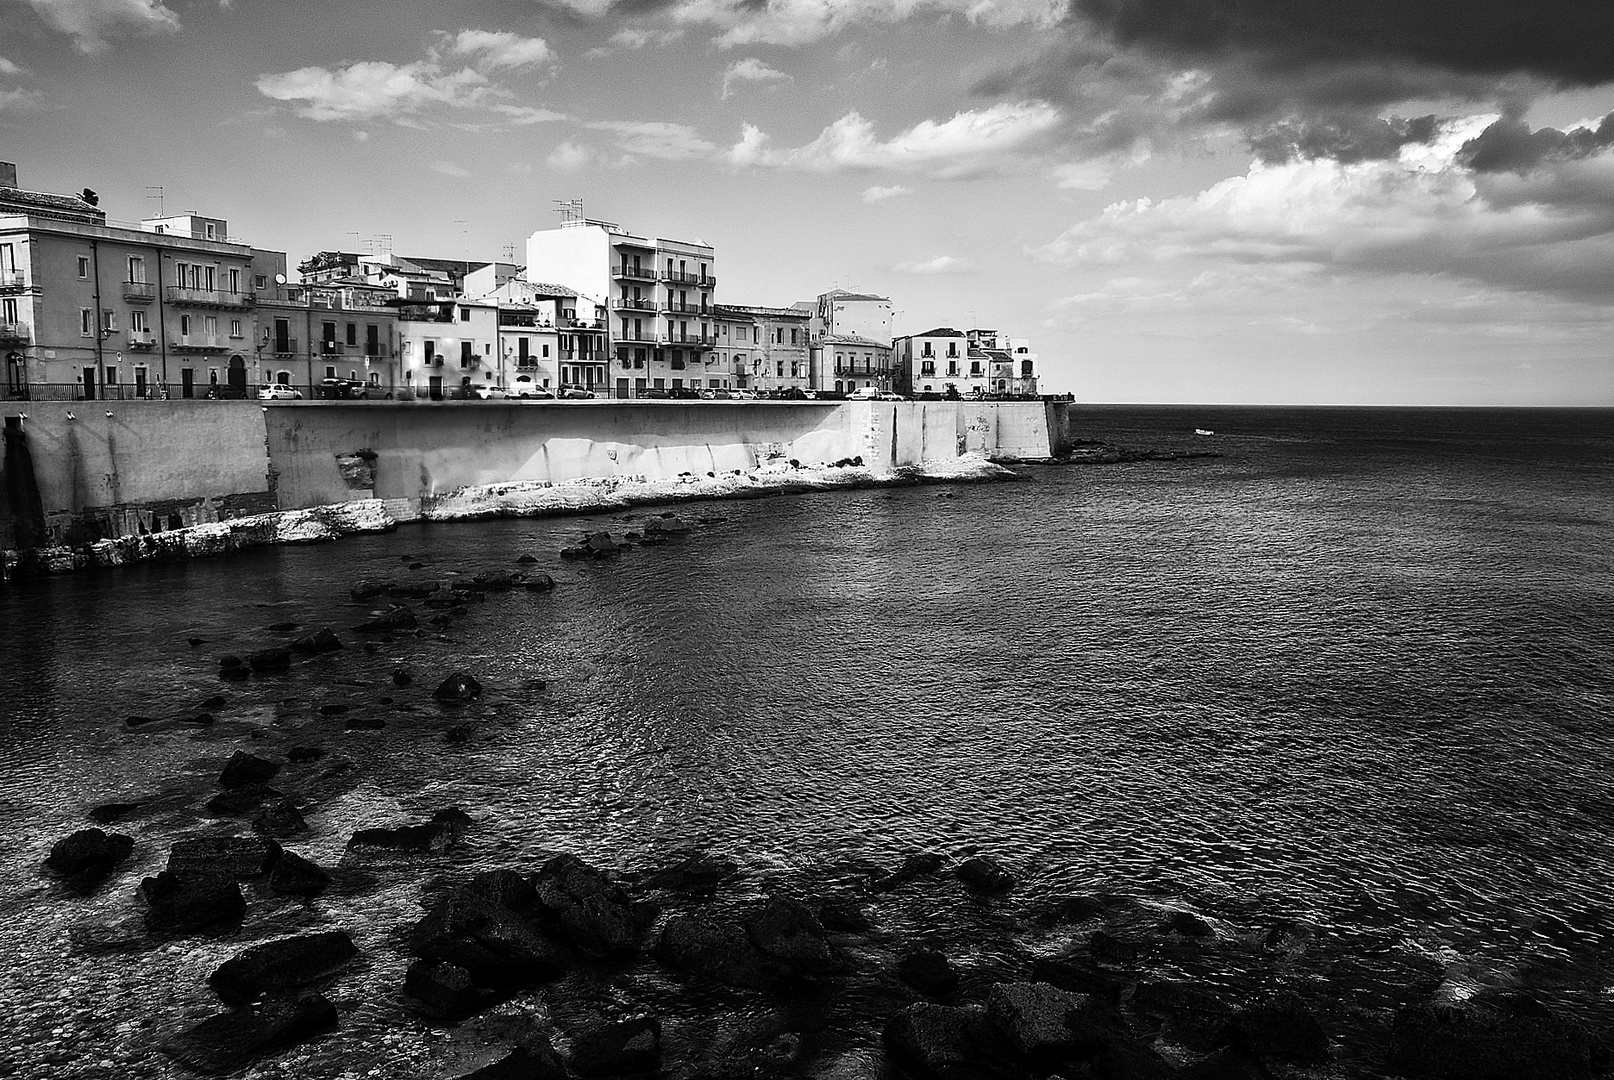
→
(396, 298, 498, 399)
(526, 216, 716, 397)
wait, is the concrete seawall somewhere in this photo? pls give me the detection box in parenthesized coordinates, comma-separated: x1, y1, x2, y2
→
(1, 399, 1070, 558)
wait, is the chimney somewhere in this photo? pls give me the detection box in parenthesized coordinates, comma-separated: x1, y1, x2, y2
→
(0, 162, 17, 189)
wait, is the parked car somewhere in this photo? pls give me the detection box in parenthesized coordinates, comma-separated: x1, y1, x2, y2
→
(258, 384, 302, 400)
(643, 388, 672, 399)
(698, 387, 732, 400)
(729, 388, 759, 400)
(473, 385, 511, 399)
(317, 377, 380, 400)
(512, 377, 554, 398)
(205, 383, 249, 399)
(847, 387, 880, 400)
(877, 391, 906, 401)
(560, 385, 596, 399)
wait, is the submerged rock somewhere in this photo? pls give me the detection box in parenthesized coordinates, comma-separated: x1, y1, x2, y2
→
(265, 845, 330, 897)
(569, 1016, 661, 1078)
(882, 1003, 1013, 1080)
(247, 647, 293, 673)
(746, 895, 841, 975)
(897, 948, 960, 999)
(1389, 996, 1595, 1080)
(402, 958, 482, 1021)
(346, 808, 472, 856)
(167, 835, 276, 878)
(409, 883, 566, 986)
(289, 628, 343, 654)
(955, 855, 1015, 893)
(209, 930, 358, 1005)
(163, 993, 337, 1075)
(433, 672, 483, 704)
(654, 914, 781, 990)
(139, 870, 246, 935)
(45, 828, 134, 895)
(252, 798, 308, 838)
(533, 854, 641, 957)
(353, 606, 417, 634)
(219, 751, 281, 789)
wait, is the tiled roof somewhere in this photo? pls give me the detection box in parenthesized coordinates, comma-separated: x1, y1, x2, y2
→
(820, 288, 889, 302)
(0, 187, 107, 223)
(822, 334, 891, 349)
(913, 327, 965, 338)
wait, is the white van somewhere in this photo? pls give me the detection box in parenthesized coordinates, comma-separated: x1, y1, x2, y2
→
(847, 387, 880, 400)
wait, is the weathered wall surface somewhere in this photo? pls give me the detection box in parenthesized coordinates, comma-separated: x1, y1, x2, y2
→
(1, 398, 1066, 551)
(0, 401, 273, 547)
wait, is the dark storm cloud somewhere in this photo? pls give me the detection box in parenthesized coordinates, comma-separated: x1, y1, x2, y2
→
(978, 0, 1614, 166)
(1459, 113, 1614, 173)
(1073, 0, 1614, 87)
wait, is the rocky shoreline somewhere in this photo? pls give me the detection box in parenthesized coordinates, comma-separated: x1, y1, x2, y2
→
(0, 454, 1019, 583)
(27, 513, 1613, 1080)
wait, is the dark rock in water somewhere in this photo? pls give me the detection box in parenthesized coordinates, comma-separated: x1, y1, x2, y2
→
(219, 654, 246, 672)
(636, 850, 739, 894)
(188, 636, 206, 648)
(897, 948, 960, 999)
(871, 851, 946, 893)
(168, 835, 276, 878)
(388, 580, 443, 599)
(347, 808, 472, 855)
(349, 579, 388, 600)
(569, 1016, 660, 1078)
(1028, 955, 1129, 1001)
(524, 573, 556, 592)
(1088, 928, 1142, 964)
(268, 621, 299, 633)
(89, 802, 145, 826)
(139, 870, 246, 934)
(319, 703, 349, 716)
(516, 554, 538, 564)
(654, 914, 781, 990)
(209, 930, 358, 1006)
(409, 883, 566, 986)
(470, 570, 521, 591)
(1132, 981, 1236, 1054)
(218, 655, 249, 681)
(345, 715, 386, 731)
(286, 745, 325, 764)
(444, 724, 474, 744)
(459, 1037, 569, 1080)
(883, 1003, 1014, 1080)
(645, 515, 692, 535)
(252, 799, 307, 839)
(247, 647, 293, 673)
(198, 694, 228, 711)
(1232, 993, 1328, 1062)
(290, 628, 343, 655)
(163, 993, 337, 1075)
(392, 666, 413, 687)
(955, 855, 1015, 893)
(1389, 997, 1594, 1080)
(746, 895, 840, 974)
(583, 532, 622, 558)
(818, 898, 872, 933)
(206, 784, 280, 816)
(220, 751, 282, 789)
(986, 981, 1089, 1058)
(434, 672, 483, 703)
(124, 710, 213, 730)
(353, 606, 416, 634)
(45, 828, 134, 895)
(265, 846, 329, 897)
(1158, 909, 1215, 939)
(559, 546, 588, 560)
(533, 854, 640, 957)
(402, 958, 482, 1022)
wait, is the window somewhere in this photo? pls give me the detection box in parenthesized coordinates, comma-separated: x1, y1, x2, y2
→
(254, 275, 267, 289)
(485, 343, 492, 356)
(777, 361, 784, 377)
(790, 329, 798, 345)
(78, 256, 89, 279)
(128, 256, 144, 283)
(542, 343, 550, 358)
(2, 298, 16, 323)
(204, 266, 215, 291)
(366, 325, 379, 354)
(205, 222, 216, 240)
(204, 315, 217, 336)
(81, 308, 93, 336)
(0, 242, 13, 273)
(131, 310, 148, 333)
(425, 339, 437, 360)
(326, 366, 336, 379)
(230, 318, 242, 338)
(346, 323, 357, 346)
(460, 307, 471, 322)
(102, 309, 116, 331)
(460, 340, 473, 366)
(228, 268, 239, 294)
(180, 314, 191, 335)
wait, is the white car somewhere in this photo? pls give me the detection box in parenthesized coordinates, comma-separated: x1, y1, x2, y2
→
(877, 391, 906, 401)
(847, 387, 880, 400)
(730, 388, 759, 400)
(473, 385, 510, 399)
(560, 385, 596, 399)
(258, 384, 302, 400)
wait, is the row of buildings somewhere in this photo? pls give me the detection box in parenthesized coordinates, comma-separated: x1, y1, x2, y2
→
(0, 163, 1039, 402)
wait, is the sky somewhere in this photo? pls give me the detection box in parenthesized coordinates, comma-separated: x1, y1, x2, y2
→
(2, 0, 1612, 404)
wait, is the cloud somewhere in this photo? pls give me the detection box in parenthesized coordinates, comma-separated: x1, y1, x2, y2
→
(729, 101, 1062, 177)
(1458, 113, 1614, 174)
(19, 0, 179, 54)
(447, 29, 554, 70)
(0, 57, 24, 76)
(692, 0, 1063, 48)
(547, 140, 597, 171)
(862, 184, 912, 202)
(587, 119, 716, 159)
(432, 161, 470, 178)
(0, 86, 42, 112)
(893, 255, 973, 274)
(257, 59, 492, 122)
(720, 57, 789, 99)
(1031, 115, 1614, 302)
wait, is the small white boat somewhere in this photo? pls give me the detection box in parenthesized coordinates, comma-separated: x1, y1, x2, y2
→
(1194, 428, 1215, 436)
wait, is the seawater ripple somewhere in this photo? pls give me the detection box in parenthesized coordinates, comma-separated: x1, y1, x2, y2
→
(0, 405, 1611, 1077)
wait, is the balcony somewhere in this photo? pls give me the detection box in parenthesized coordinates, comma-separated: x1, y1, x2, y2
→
(672, 333, 712, 348)
(659, 269, 705, 284)
(320, 342, 343, 355)
(613, 264, 656, 282)
(662, 302, 707, 314)
(165, 287, 254, 309)
(617, 297, 656, 311)
(619, 328, 661, 345)
(173, 335, 224, 351)
(0, 322, 29, 343)
(425, 356, 444, 367)
(0, 271, 25, 291)
(698, 274, 716, 288)
(127, 331, 157, 351)
(123, 281, 156, 303)
(919, 364, 936, 377)
(515, 358, 538, 370)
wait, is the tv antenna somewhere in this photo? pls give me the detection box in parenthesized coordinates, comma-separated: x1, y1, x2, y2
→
(145, 186, 164, 217)
(553, 198, 584, 226)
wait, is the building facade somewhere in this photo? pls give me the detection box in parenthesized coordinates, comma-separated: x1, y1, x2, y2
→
(255, 274, 402, 394)
(526, 217, 717, 397)
(2, 168, 275, 401)
(811, 289, 894, 393)
(714, 304, 812, 394)
(893, 327, 988, 397)
(396, 299, 498, 399)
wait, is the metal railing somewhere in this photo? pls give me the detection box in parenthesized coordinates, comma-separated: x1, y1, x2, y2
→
(0, 271, 28, 289)
(164, 287, 254, 307)
(123, 281, 156, 302)
(614, 265, 656, 281)
(0, 322, 29, 342)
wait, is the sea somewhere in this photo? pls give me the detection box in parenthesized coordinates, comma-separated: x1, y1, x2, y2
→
(1, 404, 1611, 1077)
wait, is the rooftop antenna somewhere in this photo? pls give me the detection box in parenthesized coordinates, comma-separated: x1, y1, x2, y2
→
(553, 198, 584, 226)
(454, 220, 468, 260)
(346, 231, 361, 254)
(502, 243, 516, 261)
(376, 234, 393, 262)
(145, 186, 164, 217)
